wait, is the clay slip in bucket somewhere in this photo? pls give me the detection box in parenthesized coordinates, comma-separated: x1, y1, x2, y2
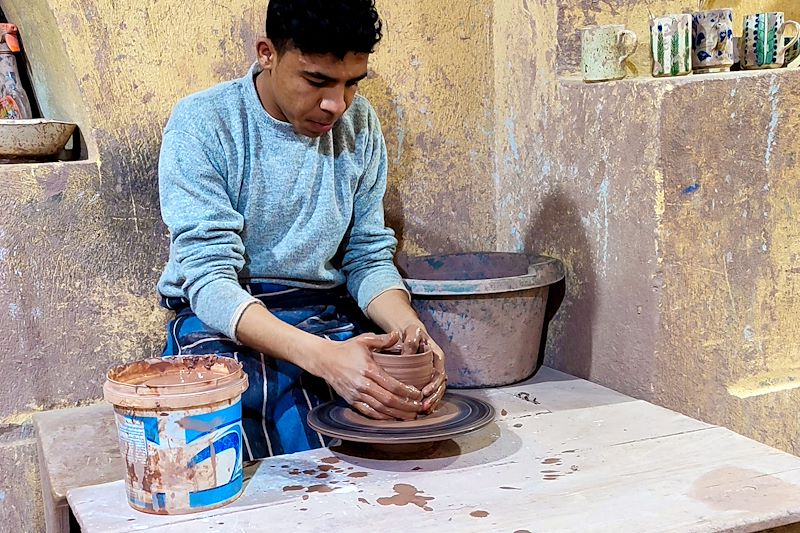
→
(104, 355, 248, 515)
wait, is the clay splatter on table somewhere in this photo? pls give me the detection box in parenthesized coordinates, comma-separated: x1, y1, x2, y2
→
(307, 484, 334, 493)
(542, 458, 561, 465)
(470, 510, 490, 517)
(377, 483, 434, 511)
(501, 409, 508, 416)
(320, 456, 340, 464)
(348, 471, 368, 478)
(500, 486, 521, 490)
(358, 497, 370, 504)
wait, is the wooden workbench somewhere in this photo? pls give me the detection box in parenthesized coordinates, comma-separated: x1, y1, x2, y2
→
(68, 368, 800, 532)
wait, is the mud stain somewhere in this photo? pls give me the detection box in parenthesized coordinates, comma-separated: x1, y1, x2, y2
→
(501, 409, 508, 416)
(689, 467, 800, 513)
(318, 465, 334, 472)
(377, 483, 434, 511)
(315, 473, 329, 479)
(320, 456, 341, 464)
(470, 510, 489, 517)
(307, 484, 334, 493)
(358, 497, 370, 504)
(542, 458, 561, 465)
(348, 472, 369, 478)
(282, 485, 304, 492)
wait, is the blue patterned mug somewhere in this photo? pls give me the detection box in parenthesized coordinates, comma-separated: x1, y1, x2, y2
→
(692, 9, 735, 73)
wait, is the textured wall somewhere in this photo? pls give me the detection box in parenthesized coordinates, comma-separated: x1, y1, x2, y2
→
(363, 0, 497, 256)
(0, 0, 263, 530)
(493, 0, 800, 460)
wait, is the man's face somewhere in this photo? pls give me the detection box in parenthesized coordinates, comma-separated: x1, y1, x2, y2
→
(256, 40, 369, 138)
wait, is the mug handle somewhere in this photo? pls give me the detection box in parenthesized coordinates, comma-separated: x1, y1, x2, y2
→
(617, 30, 638, 65)
(779, 20, 800, 56)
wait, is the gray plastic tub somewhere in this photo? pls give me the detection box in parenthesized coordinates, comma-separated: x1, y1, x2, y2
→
(398, 252, 565, 388)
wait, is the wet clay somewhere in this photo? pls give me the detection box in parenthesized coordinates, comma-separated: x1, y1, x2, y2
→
(372, 347, 434, 391)
(340, 400, 459, 430)
(104, 355, 248, 515)
(377, 483, 434, 511)
(109, 356, 234, 387)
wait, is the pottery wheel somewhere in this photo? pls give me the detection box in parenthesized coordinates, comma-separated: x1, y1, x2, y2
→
(307, 393, 495, 445)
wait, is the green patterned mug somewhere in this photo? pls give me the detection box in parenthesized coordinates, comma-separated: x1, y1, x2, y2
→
(651, 13, 693, 77)
(784, 36, 800, 66)
(741, 12, 800, 69)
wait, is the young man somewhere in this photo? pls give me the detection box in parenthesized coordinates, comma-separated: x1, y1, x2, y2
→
(156, 0, 445, 460)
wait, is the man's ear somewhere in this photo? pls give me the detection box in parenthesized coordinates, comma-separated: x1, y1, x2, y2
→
(256, 38, 277, 72)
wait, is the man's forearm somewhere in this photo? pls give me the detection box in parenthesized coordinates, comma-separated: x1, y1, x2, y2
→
(235, 302, 328, 374)
(366, 289, 424, 334)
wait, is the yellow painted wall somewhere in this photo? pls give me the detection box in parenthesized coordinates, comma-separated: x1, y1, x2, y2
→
(364, 0, 497, 256)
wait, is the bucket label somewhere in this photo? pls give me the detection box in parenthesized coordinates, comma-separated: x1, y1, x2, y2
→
(114, 400, 244, 513)
(116, 416, 147, 464)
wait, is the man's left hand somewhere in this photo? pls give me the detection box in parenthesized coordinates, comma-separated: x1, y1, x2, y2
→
(400, 324, 446, 413)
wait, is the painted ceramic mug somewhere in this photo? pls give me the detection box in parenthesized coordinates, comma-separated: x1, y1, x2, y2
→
(581, 24, 638, 82)
(784, 36, 800, 66)
(692, 9, 735, 73)
(741, 12, 800, 69)
(651, 14, 692, 77)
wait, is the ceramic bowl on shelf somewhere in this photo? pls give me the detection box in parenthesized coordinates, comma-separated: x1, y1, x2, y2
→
(0, 119, 76, 161)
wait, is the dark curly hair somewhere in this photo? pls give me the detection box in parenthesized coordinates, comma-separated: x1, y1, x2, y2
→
(266, 0, 383, 59)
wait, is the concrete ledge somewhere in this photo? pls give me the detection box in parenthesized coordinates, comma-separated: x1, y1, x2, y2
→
(33, 403, 123, 533)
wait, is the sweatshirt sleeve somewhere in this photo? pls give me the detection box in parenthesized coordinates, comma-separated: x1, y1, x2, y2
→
(340, 110, 410, 314)
(159, 129, 261, 340)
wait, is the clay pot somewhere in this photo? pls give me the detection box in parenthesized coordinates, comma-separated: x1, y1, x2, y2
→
(372, 346, 434, 391)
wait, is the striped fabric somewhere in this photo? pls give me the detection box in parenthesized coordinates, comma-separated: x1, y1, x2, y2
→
(161, 283, 373, 460)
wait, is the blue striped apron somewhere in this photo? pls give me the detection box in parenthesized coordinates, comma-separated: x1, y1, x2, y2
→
(161, 283, 371, 460)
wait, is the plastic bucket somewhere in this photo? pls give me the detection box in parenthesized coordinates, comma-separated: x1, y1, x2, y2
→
(398, 253, 565, 388)
(103, 355, 249, 515)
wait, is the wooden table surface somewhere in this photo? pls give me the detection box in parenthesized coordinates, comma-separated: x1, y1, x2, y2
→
(68, 367, 800, 533)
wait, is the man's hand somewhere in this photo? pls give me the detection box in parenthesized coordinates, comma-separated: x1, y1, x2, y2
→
(399, 324, 446, 413)
(311, 331, 424, 420)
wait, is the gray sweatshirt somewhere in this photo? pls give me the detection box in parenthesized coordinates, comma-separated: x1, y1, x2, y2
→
(157, 63, 406, 340)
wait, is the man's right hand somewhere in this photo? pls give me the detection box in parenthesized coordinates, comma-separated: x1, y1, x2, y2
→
(310, 331, 424, 420)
